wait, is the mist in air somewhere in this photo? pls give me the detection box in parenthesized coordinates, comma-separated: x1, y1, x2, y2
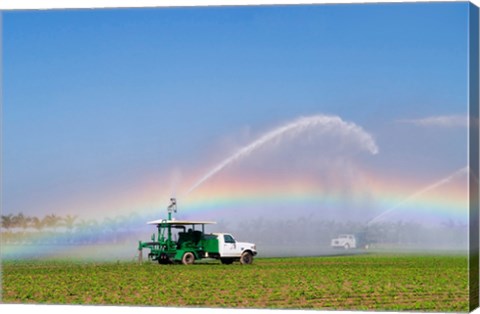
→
(179, 115, 468, 257)
(3, 4, 472, 262)
(1, 114, 469, 261)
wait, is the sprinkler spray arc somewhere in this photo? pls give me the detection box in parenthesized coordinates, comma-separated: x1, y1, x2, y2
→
(185, 114, 379, 195)
(367, 166, 469, 225)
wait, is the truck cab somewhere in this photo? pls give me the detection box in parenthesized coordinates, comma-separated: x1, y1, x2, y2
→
(331, 234, 356, 249)
(214, 233, 257, 264)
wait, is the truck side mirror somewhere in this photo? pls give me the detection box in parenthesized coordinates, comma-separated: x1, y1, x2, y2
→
(151, 233, 155, 241)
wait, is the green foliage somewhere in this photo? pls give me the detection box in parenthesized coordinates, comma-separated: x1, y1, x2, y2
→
(1, 254, 468, 311)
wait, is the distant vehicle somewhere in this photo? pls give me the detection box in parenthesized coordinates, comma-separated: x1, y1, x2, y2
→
(331, 234, 356, 249)
(138, 198, 257, 265)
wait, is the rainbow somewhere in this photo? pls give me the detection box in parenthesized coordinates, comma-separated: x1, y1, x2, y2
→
(13, 166, 472, 226)
(180, 168, 469, 224)
(1, 166, 470, 260)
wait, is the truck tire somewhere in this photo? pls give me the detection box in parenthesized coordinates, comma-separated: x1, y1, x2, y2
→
(220, 258, 234, 265)
(344, 243, 350, 250)
(158, 253, 172, 264)
(182, 252, 195, 265)
(240, 251, 253, 265)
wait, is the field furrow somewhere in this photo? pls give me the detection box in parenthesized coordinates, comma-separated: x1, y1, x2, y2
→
(1, 254, 469, 312)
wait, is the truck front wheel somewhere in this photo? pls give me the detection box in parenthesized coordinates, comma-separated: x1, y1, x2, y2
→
(182, 252, 195, 265)
(240, 251, 253, 265)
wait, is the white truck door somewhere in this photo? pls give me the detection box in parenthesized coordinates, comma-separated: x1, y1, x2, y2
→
(219, 234, 241, 257)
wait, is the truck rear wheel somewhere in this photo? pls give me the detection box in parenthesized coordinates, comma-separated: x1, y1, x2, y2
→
(182, 252, 195, 265)
(158, 253, 172, 264)
(240, 251, 253, 265)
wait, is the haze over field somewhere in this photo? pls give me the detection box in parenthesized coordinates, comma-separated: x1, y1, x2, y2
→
(2, 2, 474, 259)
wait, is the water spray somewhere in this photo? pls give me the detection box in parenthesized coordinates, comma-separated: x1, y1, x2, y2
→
(367, 166, 469, 225)
(186, 114, 379, 194)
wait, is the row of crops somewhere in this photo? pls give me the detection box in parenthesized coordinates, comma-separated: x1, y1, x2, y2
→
(2, 254, 469, 311)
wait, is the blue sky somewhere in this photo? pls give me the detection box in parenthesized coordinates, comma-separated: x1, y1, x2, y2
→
(2, 2, 471, 218)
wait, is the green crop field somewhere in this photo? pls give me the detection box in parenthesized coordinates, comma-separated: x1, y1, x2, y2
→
(1, 253, 469, 312)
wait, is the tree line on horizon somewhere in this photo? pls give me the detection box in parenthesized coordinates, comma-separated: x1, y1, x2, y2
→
(1, 211, 469, 250)
(2, 212, 79, 232)
(1, 212, 147, 245)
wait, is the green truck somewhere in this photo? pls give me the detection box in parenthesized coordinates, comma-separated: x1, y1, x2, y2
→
(138, 199, 257, 265)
